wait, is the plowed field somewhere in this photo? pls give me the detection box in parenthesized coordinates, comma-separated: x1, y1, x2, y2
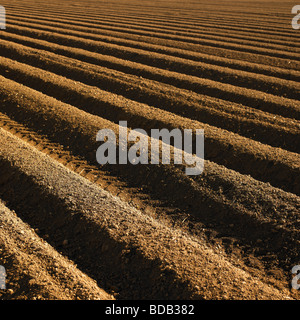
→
(0, 0, 299, 300)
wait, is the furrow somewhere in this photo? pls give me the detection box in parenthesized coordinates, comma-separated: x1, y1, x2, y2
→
(0, 128, 295, 300)
(7, 12, 300, 50)
(0, 36, 298, 120)
(0, 75, 299, 196)
(6, 20, 300, 62)
(0, 54, 299, 156)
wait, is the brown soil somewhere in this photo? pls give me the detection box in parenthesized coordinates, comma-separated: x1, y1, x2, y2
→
(0, 0, 299, 300)
(0, 200, 114, 300)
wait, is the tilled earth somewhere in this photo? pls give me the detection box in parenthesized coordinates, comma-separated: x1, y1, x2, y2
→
(0, 0, 299, 300)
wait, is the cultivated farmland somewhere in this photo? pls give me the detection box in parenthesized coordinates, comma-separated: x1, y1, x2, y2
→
(0, 0, 299, 300)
